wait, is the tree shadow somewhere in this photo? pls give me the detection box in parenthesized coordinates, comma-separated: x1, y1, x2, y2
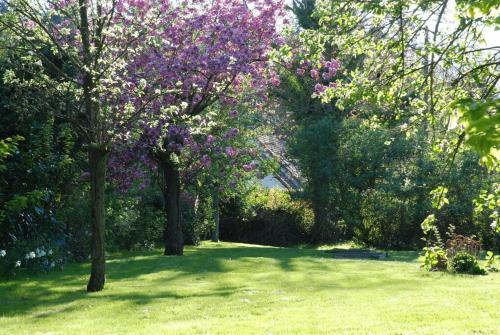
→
(0, 244, 310, 316)
(384, 250, 420, 263)
(0, 243, 423, 318)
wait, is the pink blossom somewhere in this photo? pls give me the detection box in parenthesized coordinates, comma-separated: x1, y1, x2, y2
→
(322, 72, 332, 80)
(200, 154, 212, 168)
(242, 162, 257, 172)
(330, 59, 341, 69)
(225, 146, 238, 158)
(270, 76, 281, 87)
(206, 134, 216, 146)
(310, 69, 319, 79)
(314, 83, 326, 94)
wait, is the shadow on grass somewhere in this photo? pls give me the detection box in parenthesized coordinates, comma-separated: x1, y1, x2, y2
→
(0, 243, 421, 317)
(385, 250, 420, 263)
(0, 245, 308, 316)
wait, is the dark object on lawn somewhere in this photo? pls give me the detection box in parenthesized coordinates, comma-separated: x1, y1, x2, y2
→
(446, 234, 481, 259)
(325, 249, 387, 260)
(449, 251, 486, 275)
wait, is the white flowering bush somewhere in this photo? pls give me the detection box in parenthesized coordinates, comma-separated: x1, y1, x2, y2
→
(0, 243, 65, 276)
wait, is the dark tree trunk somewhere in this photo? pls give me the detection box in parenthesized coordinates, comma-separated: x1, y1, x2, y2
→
(161, 155, 184, 256)
(78, 0, 109, 292)
(211, 187, 220, 242)
(86, 147, 108, 292)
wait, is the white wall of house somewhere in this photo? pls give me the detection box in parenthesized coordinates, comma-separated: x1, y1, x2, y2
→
(261, 175, 285, 189)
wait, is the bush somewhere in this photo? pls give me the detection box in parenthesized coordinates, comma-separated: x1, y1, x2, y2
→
(448, 252, 486, 275)
(220, 188, 313, 246)
(181, 192, 213, 246)
(106, 188, 164, 251)
(357, 189, 418, 249)
(419, 246, 448, 271)
(57, 189, 91, 262)
(0, 243, 66, 277)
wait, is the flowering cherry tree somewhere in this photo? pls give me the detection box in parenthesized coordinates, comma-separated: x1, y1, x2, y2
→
(117, 0, 284, 255)
(1, 0, 283, 288)
(0, 0, 170, 291)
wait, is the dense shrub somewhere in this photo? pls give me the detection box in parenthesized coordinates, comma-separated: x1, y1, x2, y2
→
(0, 188, 70, 275)
(57, 188, 91, 262)
(220, 188, 313, 246)
(419, 246, 448, 271)
(181, 192, 213, 246)
(357, 189, 418, 249)
(448, 252, 486, 275)
(106, 188, 164, 251)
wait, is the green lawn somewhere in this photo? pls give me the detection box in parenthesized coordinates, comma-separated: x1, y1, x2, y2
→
(0, 242, 498, 335)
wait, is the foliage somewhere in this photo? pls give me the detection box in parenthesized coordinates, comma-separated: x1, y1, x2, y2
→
(430, 187, 449, 210)
(485, 251, 498, 272)
(448, 251, 486, 275)
(453, 98, 500, 169)
(0, 136, 23, 171)
(181, 191, 213, 246)
(106, 189, 164, 252)
(56, 188, 91, 262)
(0, 243, 66, 276)
(271, 0, 498, 250)
(473, 182, 500, 238)
(304, 0, 499, 169)
(419, 246, 448, 272)
(220, 188, 313, 246)
(0, 47, 81, 268)
(359, 188, 416, 249)
(419, 214, 448, 271)
(0, 0, 498, 295)
(288, 115, 342, 242)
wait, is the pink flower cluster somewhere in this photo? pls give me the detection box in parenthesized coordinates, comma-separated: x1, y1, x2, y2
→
(293, 57, 341, 96)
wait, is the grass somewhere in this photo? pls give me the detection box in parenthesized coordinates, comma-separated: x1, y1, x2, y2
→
(0, 242, 499, 335)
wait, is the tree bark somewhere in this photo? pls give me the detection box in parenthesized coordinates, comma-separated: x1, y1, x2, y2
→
(161, 154, 184, 256)
(86, 147, 108, 292)
(79, 0, 109, 292)
(210, 186, 220, 242)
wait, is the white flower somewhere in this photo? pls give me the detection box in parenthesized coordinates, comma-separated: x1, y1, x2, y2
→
(15, 261, 21, 268)
(403, 178, 411, 187)
(48, 249, 53, 255)
(0, 250, 6, 257)
(50, 262, 55, 268)
(36, 248, 46, 257)
(29, 251, 36, 259)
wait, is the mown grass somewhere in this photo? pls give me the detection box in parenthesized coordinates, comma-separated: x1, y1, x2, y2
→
(0, 242, 498, 334)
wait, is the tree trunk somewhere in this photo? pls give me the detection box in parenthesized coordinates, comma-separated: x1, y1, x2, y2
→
(86, 147, 108, 292)
(161, 155, 184, 256)
(211, 186, 220, 242)
(79, 0, 109, 292)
